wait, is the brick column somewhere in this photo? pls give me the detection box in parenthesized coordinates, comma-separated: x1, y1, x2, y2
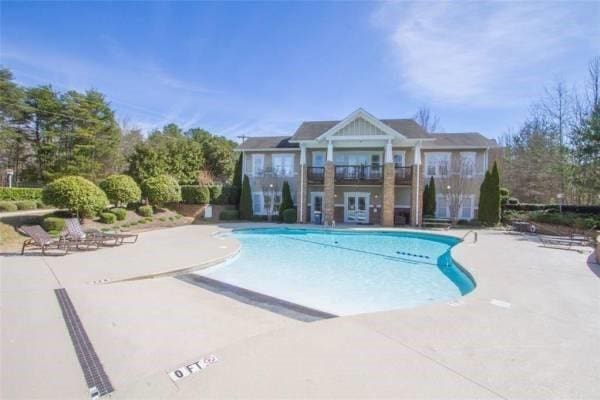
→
(324, 161, 335, 225)
(382, 163, 395, 227)
(410, 164, 423, 226)
(296, 165, 307, 223)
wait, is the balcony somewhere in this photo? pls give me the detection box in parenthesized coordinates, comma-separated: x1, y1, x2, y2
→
(307, 166, 324, 184)
(335, 164, 382, 185)
(395, 166, 412, 185)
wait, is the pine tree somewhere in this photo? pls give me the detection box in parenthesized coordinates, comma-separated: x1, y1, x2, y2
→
(489, 161, 501, 224)
(239, 174, 253, 219)
(478, 171, 490, 224)
(428, 176, 436, 216)
(422, 181, 430, 216)
(233, 154, 243, 207)
(278, 181, 294, 221)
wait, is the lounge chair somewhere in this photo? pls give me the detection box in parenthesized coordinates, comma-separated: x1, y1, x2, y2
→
(61, 218, 106, 249)
(63, 218, 138, 247)
(85, 228, 139, 245)
(535, 223, 595, 250)
(19, 225, 69, 255)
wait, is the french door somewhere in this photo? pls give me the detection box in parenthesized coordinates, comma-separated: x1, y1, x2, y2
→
(344, 192, 370, 223)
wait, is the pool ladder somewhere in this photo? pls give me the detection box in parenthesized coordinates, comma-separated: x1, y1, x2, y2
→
(463, 230, 478, 243)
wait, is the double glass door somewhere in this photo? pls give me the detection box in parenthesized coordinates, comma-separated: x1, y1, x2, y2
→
(345, 192, 369, 223)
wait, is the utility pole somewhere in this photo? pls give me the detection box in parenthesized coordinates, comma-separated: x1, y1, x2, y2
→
(237, 134, 248, 143)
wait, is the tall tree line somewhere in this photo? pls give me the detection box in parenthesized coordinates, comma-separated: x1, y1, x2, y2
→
(0, 68, 237, 186)
(502, 57, 600, 205)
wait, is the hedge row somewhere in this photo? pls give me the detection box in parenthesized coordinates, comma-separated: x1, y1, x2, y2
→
(0, 187, 43, 201)
(503, 204, 600, 215)
(179, 185, 239, 205)
(0, 199, 44, 212)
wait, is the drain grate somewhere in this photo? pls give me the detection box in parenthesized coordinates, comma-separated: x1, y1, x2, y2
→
(55, 288, 114, 397)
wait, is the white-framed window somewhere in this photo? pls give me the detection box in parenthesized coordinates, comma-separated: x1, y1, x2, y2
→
(393, 151, 405, 167)
(264, 192, 282, 213)
(460, 196, 474, 220)
(312, 152, 325, 167)
(252, 192, 263, 214)
(252, 154, 264, 177)
(252, 191, 283, 215)
(436, 195, 448, 218)
(425, 152, 450, 177)
(272, 154, 294, 176)
(460, 152, 476, 177)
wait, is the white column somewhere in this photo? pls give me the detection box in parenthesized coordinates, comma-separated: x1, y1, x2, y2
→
(299, 144, 306, 223)
(326, 140, 334, 162)
(384, 139, 393, 163)
(413, 142, 422, 165)
(300, 144, 307, 165)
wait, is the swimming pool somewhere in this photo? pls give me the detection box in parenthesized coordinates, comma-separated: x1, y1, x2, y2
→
(197, 228, 475, 316)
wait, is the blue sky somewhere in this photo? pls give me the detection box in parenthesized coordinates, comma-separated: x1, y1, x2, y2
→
(1, 1, 598, 141)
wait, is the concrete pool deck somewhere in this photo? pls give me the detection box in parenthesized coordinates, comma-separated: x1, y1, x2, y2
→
(1, 224, 599, 399)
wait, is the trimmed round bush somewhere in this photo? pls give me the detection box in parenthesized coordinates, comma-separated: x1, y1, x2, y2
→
(15, 200, 37, 210)
(111, 207, 127, 221)
(0, 201, 18, 212)
(141, 175, 181, 206)
(42, 216, 65, 232)
(42, 176, 108, 218)
(282, 208, 297, 224)
(99, 212, 117, 224)
(181, 185, 210, 204)
(137, 205, 153, 217)
(208, 185, 222, 203)
(99, 174, 142, 207)
(219, 209, 240, 220)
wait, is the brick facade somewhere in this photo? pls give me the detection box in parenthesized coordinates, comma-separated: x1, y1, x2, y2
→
(381, 163, 395, 226)
(297, 164, 307, 223)
(410, 164, 423, 226)
(323, 162, 335, 225)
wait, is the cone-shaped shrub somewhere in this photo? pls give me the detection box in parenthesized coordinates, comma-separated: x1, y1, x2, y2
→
(239, 175, 253, 220)
(278, 181, 294, 220)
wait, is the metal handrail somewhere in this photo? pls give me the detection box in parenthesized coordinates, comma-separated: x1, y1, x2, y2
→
(462, 230, 478, 243)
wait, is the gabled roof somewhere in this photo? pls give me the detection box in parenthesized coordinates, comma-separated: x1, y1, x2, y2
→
(237, 136, 299, 150)
(291, 118, 431, 141)
(427, 133, 498, 148)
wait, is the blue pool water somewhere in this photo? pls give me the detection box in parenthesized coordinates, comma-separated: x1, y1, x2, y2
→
(198, 228, 475, 316)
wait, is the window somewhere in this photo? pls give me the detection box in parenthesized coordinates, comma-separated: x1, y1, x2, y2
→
(371, 154, 380, 166)
(272, 154, 294, 176)
(460, 152, 476, 176)
(252, 192, 263, 214)
(425, 153, 450, 176)
(460, 196, 473, 219)
(393, 152, 404, 167)
(252, 154, 264, 177)
(263, 192, 281, 213)
(312, 152, 325, 167)
(436, 195, 448, 218)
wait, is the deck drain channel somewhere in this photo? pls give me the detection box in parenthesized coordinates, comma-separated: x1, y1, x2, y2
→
(54, 288, 114, 397)
(176, 274, 337, 322)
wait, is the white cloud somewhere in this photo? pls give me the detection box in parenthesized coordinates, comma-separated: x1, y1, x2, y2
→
(372, 1, 598, 107)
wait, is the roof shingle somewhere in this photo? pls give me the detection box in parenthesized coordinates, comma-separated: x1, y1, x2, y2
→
(237, 136, 299, 150)
(428, 133, 498, 148)
(290, 119, 431, 140)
